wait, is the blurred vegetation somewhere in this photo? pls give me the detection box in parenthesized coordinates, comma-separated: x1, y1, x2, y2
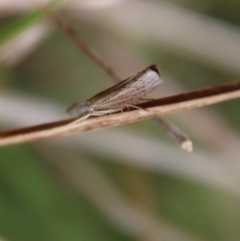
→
(0, 1, 240, 241)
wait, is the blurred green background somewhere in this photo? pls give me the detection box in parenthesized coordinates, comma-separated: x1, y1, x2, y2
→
(1, 1, 240, 241)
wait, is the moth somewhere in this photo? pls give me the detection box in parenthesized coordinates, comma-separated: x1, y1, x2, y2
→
(67, 64, 163, 124)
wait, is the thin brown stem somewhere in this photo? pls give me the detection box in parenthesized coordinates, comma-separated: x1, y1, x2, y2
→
(44, 8, 121, 82)
(1, 80, 240, 146)
(154, 118, 192, 152)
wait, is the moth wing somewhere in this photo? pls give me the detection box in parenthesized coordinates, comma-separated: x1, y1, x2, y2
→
(87, 75, 134, 103)
(88, 65, 162, 107)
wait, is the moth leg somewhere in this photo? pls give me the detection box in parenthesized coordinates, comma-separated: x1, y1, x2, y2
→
(109, 108, 124, 114)
(68, 110, 111, 126)
(141, 98, 155, 101)
(92, 109, 121, 115)
(87, 109, 122, 117)
(68, 113, 91, 125)
(68, 109, 123, 126)
(126, 104, 149, 112)
(137, 98, 155, 103)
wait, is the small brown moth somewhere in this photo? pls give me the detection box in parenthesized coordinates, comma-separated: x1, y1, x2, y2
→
(67, 65, 163, 124)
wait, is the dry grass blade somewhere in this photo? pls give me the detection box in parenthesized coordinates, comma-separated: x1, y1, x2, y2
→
(44, 8, 121, 82)
(154, 117, 193, 152)
(1, 80, 240, 146)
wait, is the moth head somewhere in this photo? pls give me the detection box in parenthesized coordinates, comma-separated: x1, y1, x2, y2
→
(66, 102, 90, 117)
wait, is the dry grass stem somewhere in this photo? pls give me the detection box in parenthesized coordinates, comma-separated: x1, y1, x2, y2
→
(1, 80, 240, 146)
(44, 8, 121, 82)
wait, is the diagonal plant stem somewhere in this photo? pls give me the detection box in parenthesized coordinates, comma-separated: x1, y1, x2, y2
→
(43, 8, 193, 151)
(44, 8, 121, 82)
(153, 117, 192, 152)
(1, 80, 240, 146)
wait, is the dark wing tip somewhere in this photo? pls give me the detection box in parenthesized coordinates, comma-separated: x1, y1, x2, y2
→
(148, 64, 161, 77)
